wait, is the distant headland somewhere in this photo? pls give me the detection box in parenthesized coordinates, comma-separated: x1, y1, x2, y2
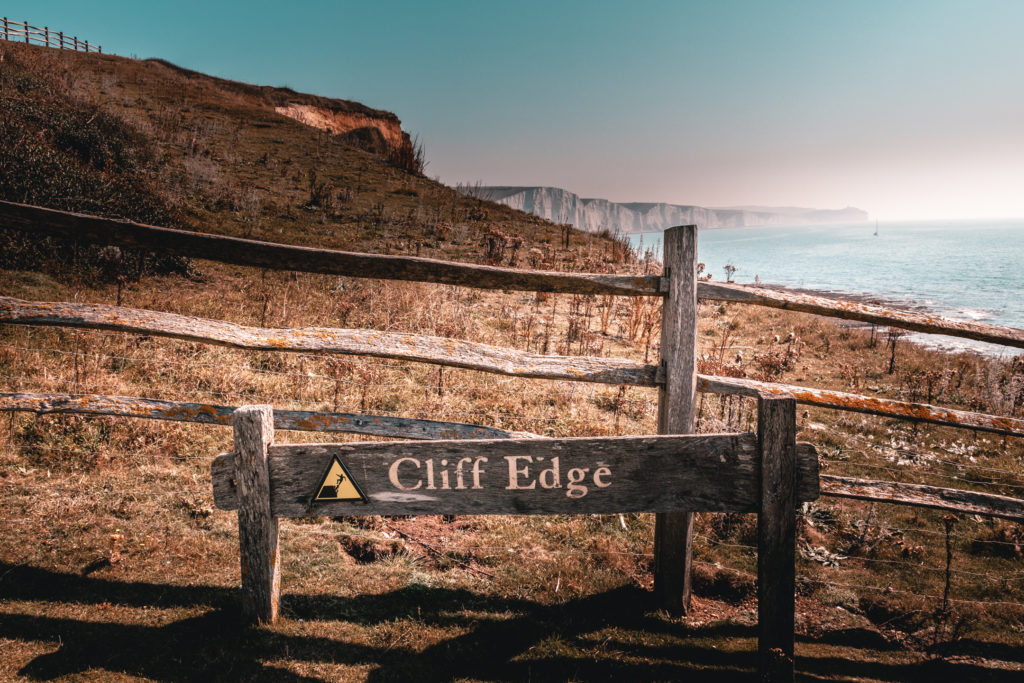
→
(460, 185, 868, 233)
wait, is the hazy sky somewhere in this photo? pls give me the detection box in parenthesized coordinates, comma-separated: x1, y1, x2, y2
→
(9, 1, 1024, 219)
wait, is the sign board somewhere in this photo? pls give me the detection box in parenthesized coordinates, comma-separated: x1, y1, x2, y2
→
(212, 434, 818, 517)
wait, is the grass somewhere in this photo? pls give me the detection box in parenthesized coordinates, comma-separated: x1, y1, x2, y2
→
(1, 41, 1023, 681)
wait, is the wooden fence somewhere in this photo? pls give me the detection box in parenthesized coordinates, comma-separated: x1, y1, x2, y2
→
(3, 201, 1021, 347)
(2, 200, 1024, 680)
(0, 18, 101, 53)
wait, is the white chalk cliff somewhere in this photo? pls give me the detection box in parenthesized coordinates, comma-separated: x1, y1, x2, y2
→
(466, 186, 868, 233)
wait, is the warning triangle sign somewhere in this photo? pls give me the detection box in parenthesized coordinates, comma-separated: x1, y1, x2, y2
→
(312, 456, 367, 503)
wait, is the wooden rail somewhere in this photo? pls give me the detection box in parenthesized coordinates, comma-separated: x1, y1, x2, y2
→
(700, 282, 1024, 350)
(698, 375, 1024, 438)
(0, 297, 659, 387)
(821, 475, 1024, 522)
(0, 19, 101, 53)
(3, 296, 1019, 435)
(0, 392, 527, 440)
(4, 200, 1024, 348)
(0, 201, 661, 296)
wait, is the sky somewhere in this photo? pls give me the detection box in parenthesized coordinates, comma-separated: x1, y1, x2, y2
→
(8, 1, 1024, 220)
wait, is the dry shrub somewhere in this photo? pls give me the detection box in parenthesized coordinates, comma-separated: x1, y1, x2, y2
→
(692, 563, 756, 602)
(337, 535, 405, 564)
(970, 522, 1024, 558)
(480, 229, 507, 264)
(859, 592, 936, 636)
(708, 512, 758, 546)
(306, 169, 336, 213)
(387, 133, 426, 175)
(13, 415, 108, 471)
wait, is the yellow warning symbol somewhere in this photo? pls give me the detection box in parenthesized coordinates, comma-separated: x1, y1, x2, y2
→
(313, 456, 367, 503)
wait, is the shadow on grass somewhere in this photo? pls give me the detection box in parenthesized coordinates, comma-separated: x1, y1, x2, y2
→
(0, 563, 1020, 682)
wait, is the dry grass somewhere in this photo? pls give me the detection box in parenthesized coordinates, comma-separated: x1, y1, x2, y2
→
(1, 42, 1024, 681)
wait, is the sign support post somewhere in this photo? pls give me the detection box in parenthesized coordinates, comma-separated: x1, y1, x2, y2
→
(758, 393, 798, 682)
(234, 404, 280, 625)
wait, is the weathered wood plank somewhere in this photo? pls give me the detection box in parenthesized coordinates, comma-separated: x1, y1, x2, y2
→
(654, 225, 699, 613)
(0, 296, 660, 386)
(0, 200, 662, 296)
(0, 392, 529, 440)
(820, 475, 1024, 522)
(698, 374, 1024, 438)
(6, 300, 1015, 434)
(8, 200, 1022, 347)
(233, 405, 279, 625)
(757, 394, 797, 683)
(699, 281, 1024, 350)
(211, 435, 820, 516)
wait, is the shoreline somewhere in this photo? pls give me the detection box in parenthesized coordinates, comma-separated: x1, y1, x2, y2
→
(755, 283, 1022, 360)
(630, 221, 1023, 360)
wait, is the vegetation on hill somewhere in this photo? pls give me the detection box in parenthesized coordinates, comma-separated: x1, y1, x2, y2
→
(0, 47, 190, 281)
(1, 41, 1022, 681)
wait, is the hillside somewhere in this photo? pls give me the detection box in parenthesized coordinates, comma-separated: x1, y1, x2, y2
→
(465, 185, 869, 233)
(0, 43, 629, 282)
(1, 41, 1023, 682)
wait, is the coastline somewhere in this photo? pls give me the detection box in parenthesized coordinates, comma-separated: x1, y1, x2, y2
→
(754, 283, 1023, 359)
(631, 220, 1024, 360)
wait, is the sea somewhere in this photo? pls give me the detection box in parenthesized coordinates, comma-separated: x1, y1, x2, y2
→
(627, 219, 1024, 357)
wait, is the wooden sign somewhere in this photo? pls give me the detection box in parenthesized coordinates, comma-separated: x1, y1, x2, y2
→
(219, 400, 808, 682)
(212, 434, 819, 517)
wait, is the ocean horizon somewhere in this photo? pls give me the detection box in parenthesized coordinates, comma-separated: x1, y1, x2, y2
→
(627, 219, 1024, 356)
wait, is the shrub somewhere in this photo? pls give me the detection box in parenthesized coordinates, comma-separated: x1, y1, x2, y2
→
(387, 133, 427, 175)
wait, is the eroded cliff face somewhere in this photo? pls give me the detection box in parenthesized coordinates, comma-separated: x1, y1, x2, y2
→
(274, 103, 406, 150)
(471, 186, 868, 233)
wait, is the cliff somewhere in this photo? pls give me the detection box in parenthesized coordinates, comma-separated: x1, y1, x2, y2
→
(466, 186, 868, 233)
(146, 58, 413, 160)
(272, 103, 406, 153)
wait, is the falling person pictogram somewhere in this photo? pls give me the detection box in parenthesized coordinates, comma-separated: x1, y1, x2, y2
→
(313, 456, 367, 503)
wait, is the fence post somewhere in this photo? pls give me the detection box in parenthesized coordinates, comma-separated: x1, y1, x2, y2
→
(234, 404, 280, 625)
(757, 393, 797, 682)
(653, 224, 699, 613)
(25, 21, 29, 44)
(58, 30, 63, 49)
(73, 36, 78, 50)
(44, 26, 49, 48)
